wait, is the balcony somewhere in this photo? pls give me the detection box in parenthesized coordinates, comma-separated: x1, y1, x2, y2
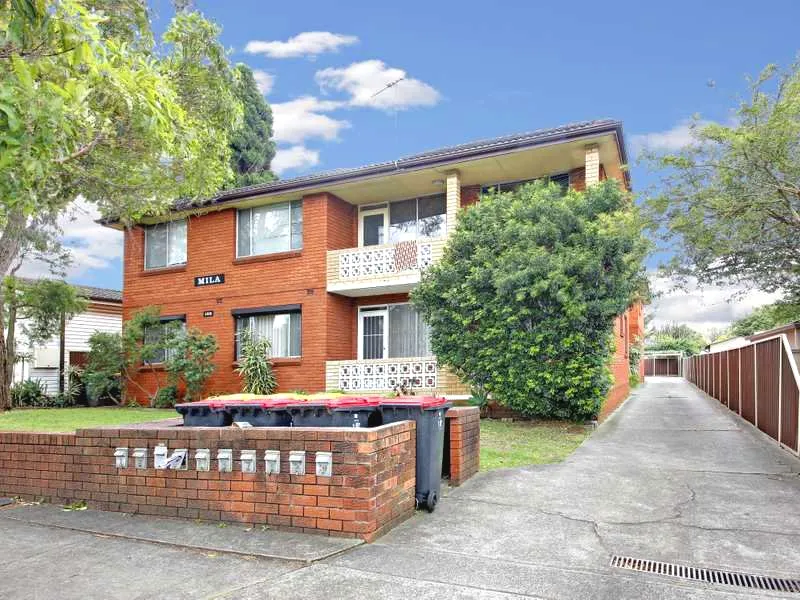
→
(325, 357, 439, 392)
(326, 239, 445, 296)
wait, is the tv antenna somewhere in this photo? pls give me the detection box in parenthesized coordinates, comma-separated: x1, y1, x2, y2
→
(370, 77, 405, 99)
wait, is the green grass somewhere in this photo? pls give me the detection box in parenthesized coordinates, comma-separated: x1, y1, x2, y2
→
(480, 419, 590, 471)
(0, 407, 177, 432)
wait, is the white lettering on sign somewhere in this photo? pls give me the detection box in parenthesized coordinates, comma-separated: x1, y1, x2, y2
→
(194, 274, 225, 287)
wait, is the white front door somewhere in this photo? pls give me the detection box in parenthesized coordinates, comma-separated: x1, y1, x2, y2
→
(358, 308, 388, 359)
(359, 207, 388, 247)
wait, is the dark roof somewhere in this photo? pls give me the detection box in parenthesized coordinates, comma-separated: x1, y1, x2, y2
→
(103, 119, 626, 225)
(17, 277, 122, 303)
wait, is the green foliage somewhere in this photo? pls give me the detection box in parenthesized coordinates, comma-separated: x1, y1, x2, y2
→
(645, 323, 707, 355)
(4, 277, 87, 345)
(629, 373, 641, 389)
(727, 301, 800, 337)
(628, 341, 643, 375)
(235, 329, 277, 394)
(83, 332, 123, 404)
(165, 327, 218, 401)
(644, 61, 800, 301)
(227, 64, 276, 188)
(153, 385, 178, 409)
(10, 379, 48, 407)
(413, 180, 649, 421)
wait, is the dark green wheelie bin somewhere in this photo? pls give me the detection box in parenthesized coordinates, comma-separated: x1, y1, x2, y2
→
(379, 396, 451, 512)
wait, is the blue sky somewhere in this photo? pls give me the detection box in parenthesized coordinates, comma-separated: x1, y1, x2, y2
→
(46, 0, 800, 332)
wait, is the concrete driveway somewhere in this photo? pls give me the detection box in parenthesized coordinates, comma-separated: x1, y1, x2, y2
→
(2, 376, 799, 599)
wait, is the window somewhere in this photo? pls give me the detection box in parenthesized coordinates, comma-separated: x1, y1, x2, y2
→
(144, 219, 187, 269)
(358, 303, 432, 360)
(234, 308, 302, 359)
(237, 201, 302, 257)
(386, 195, 446, 245)
(481, 172, 570, 195)
(143, 317, 186, 364)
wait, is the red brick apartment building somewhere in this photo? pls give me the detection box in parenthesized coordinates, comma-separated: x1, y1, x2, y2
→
(106, 119, 642, 407)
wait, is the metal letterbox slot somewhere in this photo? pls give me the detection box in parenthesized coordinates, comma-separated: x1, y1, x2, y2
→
(114, 447, 128, 469)
(166, 448, 188, 470)
(315, 452, 333, 477)
(240, 450, 257, 474)
(217, 448, 233, 472)
(264, 450, 280, 475)
(154, 444, 169, 470)
(288, 450, 306, 475)
(195, 449, 211, 472)
(133, 448, 147, 469)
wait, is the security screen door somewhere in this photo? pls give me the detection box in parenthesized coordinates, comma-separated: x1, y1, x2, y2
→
(359, 308, 387, 359)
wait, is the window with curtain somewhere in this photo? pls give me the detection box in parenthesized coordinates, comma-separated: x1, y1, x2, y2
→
(386, 304, 432, 358)
(388, 195, 446, 244)
(143, 317, 186, 364)
(235, 310, 302, 359)
(480, 172, 570, 195)
(237, 200, 302, 257)
(144, 219, 187, 269)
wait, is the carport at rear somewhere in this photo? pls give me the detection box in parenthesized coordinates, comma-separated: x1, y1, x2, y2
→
(643, 351, 683, 377)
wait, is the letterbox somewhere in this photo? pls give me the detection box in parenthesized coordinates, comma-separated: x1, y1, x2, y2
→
(154, 444, 169, 470)
(195, 448, 211, 471)
(240, 450, 257, 473)
(288, 450, 306, 475)
(315, 452, 333, 477)
(133, 448, 147, 469)
(217, 448, 233, 472)
(114, 447, 128, 469)
(264, 450, 280, 475)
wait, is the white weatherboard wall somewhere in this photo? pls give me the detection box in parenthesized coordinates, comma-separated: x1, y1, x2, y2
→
(13, 307, 121, 396)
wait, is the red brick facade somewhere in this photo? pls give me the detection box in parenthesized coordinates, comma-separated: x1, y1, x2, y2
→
(0, 422, 416, 541)
(446, 407, 480, 485)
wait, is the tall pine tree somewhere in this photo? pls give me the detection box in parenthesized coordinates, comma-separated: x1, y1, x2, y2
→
(228, 64, 277, 187)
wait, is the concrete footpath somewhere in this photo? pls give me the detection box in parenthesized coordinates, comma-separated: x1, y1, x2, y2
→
(2, 376, 800, 599)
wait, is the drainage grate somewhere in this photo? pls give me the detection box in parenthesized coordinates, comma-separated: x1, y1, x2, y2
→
(610, 555, 800, 593)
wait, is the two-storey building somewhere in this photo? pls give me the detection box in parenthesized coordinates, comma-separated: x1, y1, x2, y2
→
(107, 119, 640, 404)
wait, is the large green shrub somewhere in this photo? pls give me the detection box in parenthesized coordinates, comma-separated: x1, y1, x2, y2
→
(84, 332, 124, 405)
(412, 180, 648, 420)
(166, 328, 218, 402)
(10, 379, 48, 407)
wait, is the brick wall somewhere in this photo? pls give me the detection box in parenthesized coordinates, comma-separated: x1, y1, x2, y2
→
(445, 407, 480, 485)
(0, 422, 416, 542)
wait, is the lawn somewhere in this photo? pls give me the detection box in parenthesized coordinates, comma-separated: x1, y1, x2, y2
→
(480, 419, 590, 471)
(0, 407, 177, 432)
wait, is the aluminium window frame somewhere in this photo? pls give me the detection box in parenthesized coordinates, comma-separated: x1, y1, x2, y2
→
(235, 200, 303, 259)
(143, 219, 188, 270)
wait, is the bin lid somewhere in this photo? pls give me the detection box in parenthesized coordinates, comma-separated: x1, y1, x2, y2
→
(378, 396, 450, 409)
(326, 396, 381, 409)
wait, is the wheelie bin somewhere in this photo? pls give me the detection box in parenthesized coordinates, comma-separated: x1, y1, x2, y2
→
(328, 397, 383, 428)
(228, 398, 293, 427)
(379, 396, 451, 512)
(175, 400, 232, 427)
(287, 399, 334, 427)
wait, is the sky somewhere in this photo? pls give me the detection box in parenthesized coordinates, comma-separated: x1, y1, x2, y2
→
(29, 0, 800, 337)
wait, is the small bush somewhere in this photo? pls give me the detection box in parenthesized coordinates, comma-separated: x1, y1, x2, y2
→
(235, 329, 277, 394)
(153, 385, 178, 408)
(10, 379, 49, 407)
(83, 332, 123, 405)
(629, 373, 641, 388)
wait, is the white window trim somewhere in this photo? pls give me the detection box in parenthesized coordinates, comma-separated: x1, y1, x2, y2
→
(235, 311, 302, 359)
(357, 305, 388, 360)
(236, 201, 302, 259)
(144, 219, 187, 270)
(358, 206, 389, 248)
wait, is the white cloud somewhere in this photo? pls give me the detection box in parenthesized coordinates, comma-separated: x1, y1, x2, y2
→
(271, 96, 349, 144)
(252, 69, 275, 95)
(630, 119, 700, 156)
(17, 198, 122, 280)
(244, 31, 358, 59)
(272, 145, 320, 174)
(315, 60, 441, 111)
(647, 274, 781, 336)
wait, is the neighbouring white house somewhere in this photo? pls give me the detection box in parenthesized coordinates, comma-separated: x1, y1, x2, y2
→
(12, 282, 122, 397)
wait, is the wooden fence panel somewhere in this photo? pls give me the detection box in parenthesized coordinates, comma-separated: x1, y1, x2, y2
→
(720, 351, 729, 407)
(755, 339, 781, 441)
(728, 349, 740, 414)
(740, 345, 756, 425)
(781, 350, 800, 453)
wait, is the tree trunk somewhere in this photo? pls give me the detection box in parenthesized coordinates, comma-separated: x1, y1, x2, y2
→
(0, 295, 10, 411)
(0, 210, 26, 410)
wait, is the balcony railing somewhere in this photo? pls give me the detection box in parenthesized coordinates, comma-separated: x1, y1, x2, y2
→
(325, 357, 439, 392)
(326, 239, 445, 295)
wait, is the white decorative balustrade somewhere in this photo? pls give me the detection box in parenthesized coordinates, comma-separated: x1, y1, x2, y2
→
(325, 357, 438, 392)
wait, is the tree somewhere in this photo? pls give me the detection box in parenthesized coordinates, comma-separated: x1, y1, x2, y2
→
(83, 331, 124, 405)
(645, 61, 800, 302)
(412, 181, 649, 421)
(0, 0, 243, 409)
(227, 63, 276, 188)
(726, 301, 800, 337)
(166, 327, 218, 402)
(645, 323, 707, 355)
(3, 277, 87, 390)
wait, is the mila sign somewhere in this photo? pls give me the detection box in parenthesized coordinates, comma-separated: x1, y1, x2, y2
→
(194, 273, 225, 287)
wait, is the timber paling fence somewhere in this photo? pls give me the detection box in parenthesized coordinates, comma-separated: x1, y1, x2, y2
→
(684, 334, 800, 456)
